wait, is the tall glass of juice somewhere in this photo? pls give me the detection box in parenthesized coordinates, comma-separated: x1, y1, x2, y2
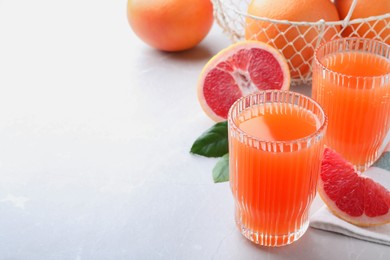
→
(228, 90, 327, 247)
(312, 38, 390, 172)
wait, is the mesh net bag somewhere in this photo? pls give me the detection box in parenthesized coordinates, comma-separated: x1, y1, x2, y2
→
(212, 0, 390, 86)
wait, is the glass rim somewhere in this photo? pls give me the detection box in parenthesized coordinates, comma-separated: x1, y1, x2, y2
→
(228, 90, 328, 146)
(313, 37, 390, 80)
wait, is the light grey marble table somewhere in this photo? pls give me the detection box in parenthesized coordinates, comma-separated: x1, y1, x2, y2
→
(0, 0, 389, 259)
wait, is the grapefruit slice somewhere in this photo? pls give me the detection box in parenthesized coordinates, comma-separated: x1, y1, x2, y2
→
(197, 41, 290, 122)
(318, 148, 390, 227)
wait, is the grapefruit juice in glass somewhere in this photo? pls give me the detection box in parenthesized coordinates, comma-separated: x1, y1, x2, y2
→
(312, 38, 390, 172)
(228, 91, 327, 247)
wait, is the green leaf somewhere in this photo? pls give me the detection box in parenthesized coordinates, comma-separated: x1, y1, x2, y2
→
(190, 121, 228, 158)
(212, 153, 229, 183)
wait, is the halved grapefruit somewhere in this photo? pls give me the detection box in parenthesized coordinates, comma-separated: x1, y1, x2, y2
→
(318, 148, 390, 227)
(197, 41, 290, 122)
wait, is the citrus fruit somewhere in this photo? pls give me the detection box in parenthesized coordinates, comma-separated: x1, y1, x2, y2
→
(318, 148, 390, 227)
(127, 0, 214, 52)
(245, 0, 340, 78)
(334, 0, 390, 44)
(197, 41, 290, 122)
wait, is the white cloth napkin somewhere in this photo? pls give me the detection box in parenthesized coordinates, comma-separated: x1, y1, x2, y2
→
(310, 147, 390, 246)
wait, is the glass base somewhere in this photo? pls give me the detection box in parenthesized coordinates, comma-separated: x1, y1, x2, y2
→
(355, 164, 370, 174)
(351, 151, 382, 173)
(235, 218, 309, 247)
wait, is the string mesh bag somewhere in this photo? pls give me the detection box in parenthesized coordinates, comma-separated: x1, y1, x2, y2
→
(211, 0, 390, 86)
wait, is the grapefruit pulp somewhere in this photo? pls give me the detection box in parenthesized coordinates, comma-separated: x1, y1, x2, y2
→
(197, 41, 290, 122)
(318, 148, 390, 227)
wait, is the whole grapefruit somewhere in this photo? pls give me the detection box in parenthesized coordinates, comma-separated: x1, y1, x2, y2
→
(127, 0, 214, 51)
(334, 0, 390, 44)
(245, 0, 340, 78)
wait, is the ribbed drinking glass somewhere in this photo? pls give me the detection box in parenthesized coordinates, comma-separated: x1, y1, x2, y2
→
(312, 38, 390, 172)
(228, 90, 327, 246)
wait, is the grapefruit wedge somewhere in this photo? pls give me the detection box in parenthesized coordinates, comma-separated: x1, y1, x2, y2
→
(318, 148, 390, 227)
(198, 41, 290, 122)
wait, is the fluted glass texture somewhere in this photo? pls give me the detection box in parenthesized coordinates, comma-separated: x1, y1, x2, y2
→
(312, 38, 390, 172)
(228, 91, 327, 247)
